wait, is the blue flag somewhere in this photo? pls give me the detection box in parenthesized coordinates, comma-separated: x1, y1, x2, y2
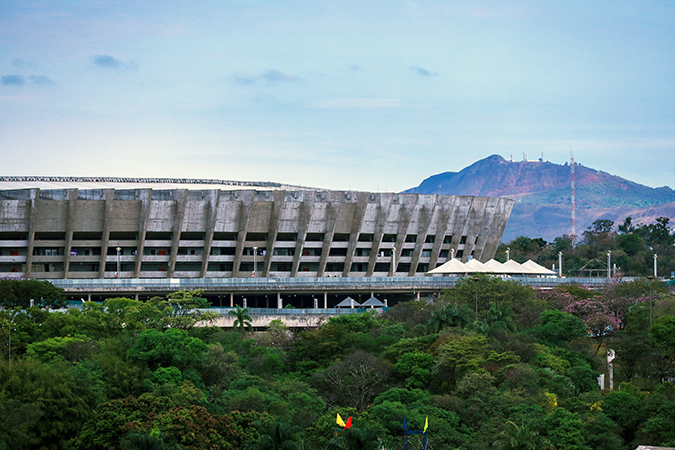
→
(403, 415, 407, 431)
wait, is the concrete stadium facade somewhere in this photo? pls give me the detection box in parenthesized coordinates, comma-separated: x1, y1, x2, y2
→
(0, 177, 514, 280)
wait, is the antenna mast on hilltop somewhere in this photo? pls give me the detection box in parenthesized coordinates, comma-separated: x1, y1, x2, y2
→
(570, 148, 576, 243)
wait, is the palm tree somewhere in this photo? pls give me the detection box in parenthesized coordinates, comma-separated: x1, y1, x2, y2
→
(485, 302, 517, 334)
(334, 426, 383, 450)
(427, 303, 475, 333)
(251, 421, 304, 450)
(229, 305, 253, 332)
(492, 420, 551, 450)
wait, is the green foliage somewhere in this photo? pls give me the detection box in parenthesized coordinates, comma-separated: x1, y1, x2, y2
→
(531, 310, 588, 347)
(0, 360, 92, 450)
(395, 352, 435, 389)
(0, 279, 65, 309)
(127, 328, 209, 370)
(228, 305, 253, 332)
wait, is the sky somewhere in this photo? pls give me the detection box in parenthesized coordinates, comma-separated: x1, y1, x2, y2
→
(1, 0, 674, 192)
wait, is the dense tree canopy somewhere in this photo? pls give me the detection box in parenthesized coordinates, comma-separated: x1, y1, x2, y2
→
(2, 279, 675, 449)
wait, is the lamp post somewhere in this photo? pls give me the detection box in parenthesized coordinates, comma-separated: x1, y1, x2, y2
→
(654, 253, 658, 278)
(506, 247, 510, 261)
(392, 246, 397, 275)
(253, 245, 258, 278)
(558, 252, 563, 278)
(450, 248, 455, 260)
(607, 250, 611, 280)
(116, 247, 121, 278)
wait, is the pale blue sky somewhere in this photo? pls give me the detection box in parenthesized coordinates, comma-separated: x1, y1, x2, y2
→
(1, 0, 674, 192)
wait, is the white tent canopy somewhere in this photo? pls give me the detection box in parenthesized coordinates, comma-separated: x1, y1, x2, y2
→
(427, 258, 469, 274)
(336, 296, 361, 308)
(427, 257, 555, 276)
(522, 259, 557, 275)
(362, 296, 386, 308)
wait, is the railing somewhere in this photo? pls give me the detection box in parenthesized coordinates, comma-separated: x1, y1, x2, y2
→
(47, 275, 619, 292)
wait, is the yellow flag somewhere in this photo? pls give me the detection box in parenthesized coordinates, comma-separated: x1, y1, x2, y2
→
(336, 413, 346, 427)
(423, 416, 428, 432)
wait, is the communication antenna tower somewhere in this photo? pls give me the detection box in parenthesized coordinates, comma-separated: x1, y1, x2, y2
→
(570, 148, 576, 243)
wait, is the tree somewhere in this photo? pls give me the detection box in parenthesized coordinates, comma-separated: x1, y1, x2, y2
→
(121, 429, 183, 450)
(492, 420, 551, 450)
(250, 421, 304, 450)
(0, 360, 92, 450)
(127, 328, 208, 370)
(229, 305, 253, 332)
(147, 290, 217, 329)
(0, 279, 65, 309)
(312, 350, 390, 412)
(427, 303, 474, 333)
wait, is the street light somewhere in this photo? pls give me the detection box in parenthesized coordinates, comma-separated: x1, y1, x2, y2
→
(116, 247, 121, 278)
(506, 247, 510, 261)
(558, 252, 563, 278)
(607, 250, 611, 280)
(392, 246, 397, 275)
(654, 253, 658, 278)
(252, 246, 258, 277)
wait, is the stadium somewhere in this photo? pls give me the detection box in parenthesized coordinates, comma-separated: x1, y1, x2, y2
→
(0, 176, 514, 280)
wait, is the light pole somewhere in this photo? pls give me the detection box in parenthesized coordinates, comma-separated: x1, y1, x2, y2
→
(253, 245, 258, 278)
(392, 246, 397, 275)
(506, 247, 510, 261)
(607, 250, 611, 280)
(116, 247, 121, 278)
(450, 248, 455, 260)
(558, 252, 563, 278)
(654, 253, 658, 278)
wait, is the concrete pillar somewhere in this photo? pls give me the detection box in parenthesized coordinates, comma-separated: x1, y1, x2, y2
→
(167, 189, 188, 278)
(342, 193, 369, 277)
(63, 189, 78, 278)
(410, 203, 434, 275)
(133, 189, 152, 278)
(277, 292, 282, 309)
(135, 293, 139, 300)
(201, 190, 221, 278)
(24, 188, 39, 278)
(262, 191, 286, 277)
(323, 292, 328, 309)
(99, 189, 114, 278)
(230, 293, 234, 307)
(317, 199, 341, 276)
(366, 195, 394, 276)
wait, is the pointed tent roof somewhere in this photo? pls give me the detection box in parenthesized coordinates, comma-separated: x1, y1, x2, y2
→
(336, 296, 361, 308)
(501, 259, 538, 274)
(464, 258, 491, 273)
(427, 258, 468, 274)
(362, 296, 385, 307)
(522, 259, 557, 275)
(483, 259, 507, 272)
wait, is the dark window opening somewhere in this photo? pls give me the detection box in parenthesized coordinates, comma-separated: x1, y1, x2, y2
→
(425, 235, 435, 243)
(405, 235, 417, 243)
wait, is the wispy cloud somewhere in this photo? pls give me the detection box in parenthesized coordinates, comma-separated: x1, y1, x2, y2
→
(261, 69, 300, 82)
(409, 66, 438, 76)
(2, 75, 25, 86)
(310, 98, 401, 110)
(231, 69, 302, 85)
(92, 55, 138, 70)
(1, 74, 56, 86)
(28, 75, 55, 85)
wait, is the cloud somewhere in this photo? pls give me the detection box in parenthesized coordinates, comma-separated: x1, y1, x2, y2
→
(261, 69, 300, 82)
(310, 98, 401, 110)
(232, 72, 257, 85)
(232, 69, 302, 85)
(409, 66, 438, 76)
(1, 75, 25, 85)
(29, 75, 55, 85)
(92, 55, 138, 70)
(93, 55, 122, 68)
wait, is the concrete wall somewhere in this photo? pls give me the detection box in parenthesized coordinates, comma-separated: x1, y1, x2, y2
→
(0, 188, 514, 279)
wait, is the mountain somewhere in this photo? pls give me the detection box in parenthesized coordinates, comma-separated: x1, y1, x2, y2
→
(406, 155, 675, 242)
